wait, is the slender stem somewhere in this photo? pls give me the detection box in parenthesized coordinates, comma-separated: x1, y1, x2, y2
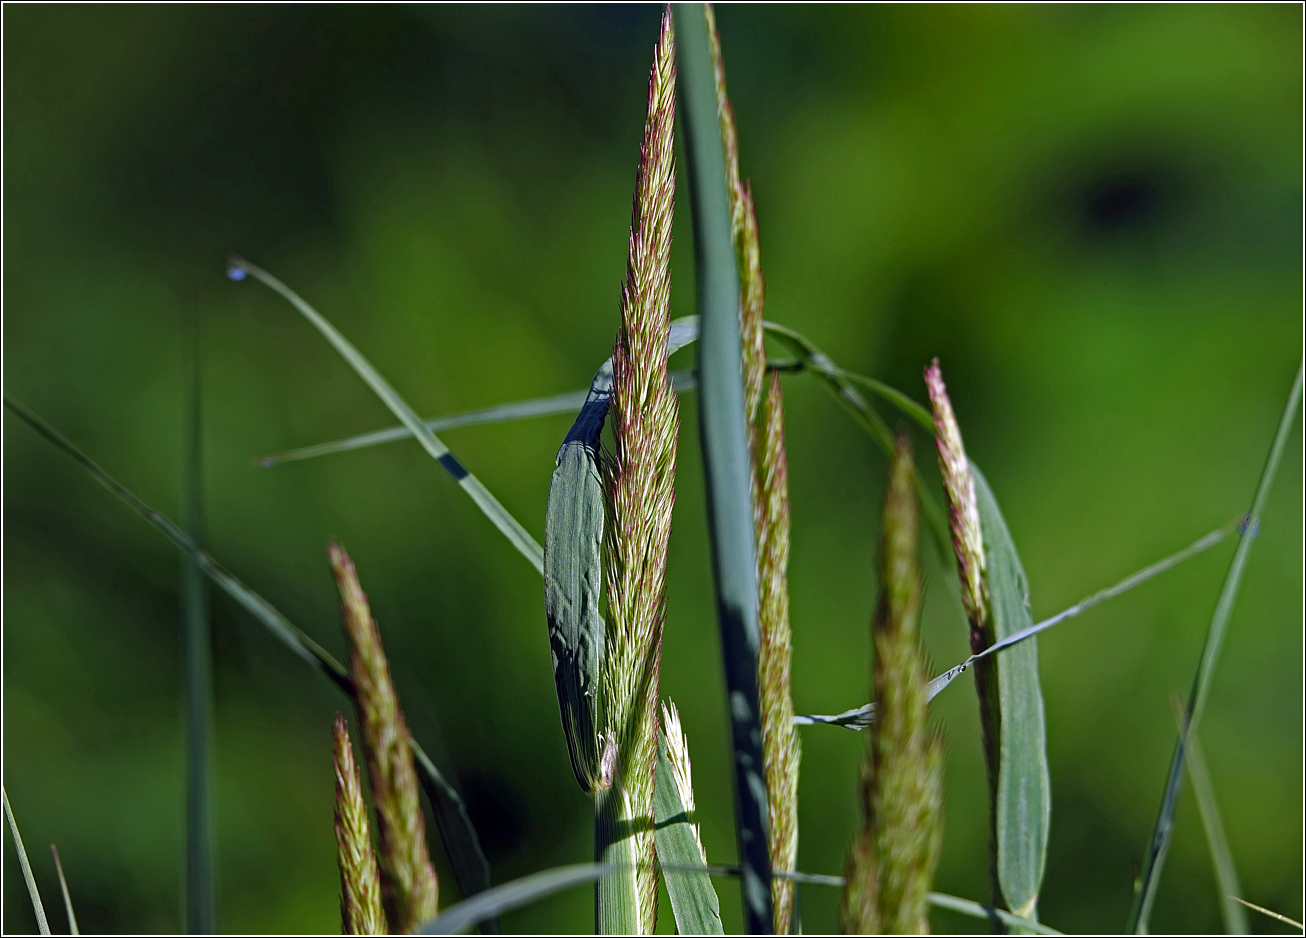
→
(1128, 360, 1303, 933)
(3, 787, 51, 935)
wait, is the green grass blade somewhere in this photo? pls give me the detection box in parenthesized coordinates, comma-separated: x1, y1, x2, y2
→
(3, 787, 51, 935)
(1227, 896, 1303, 930)
(255, 372, 699, 469)
(795, 517, 1240, 731)
(182, 314, 216, 935)
(675, 3, 773, 931)
(418, 863, 614, 935)
(654, 721, 724, 935)
(50, 845, 79, 935)
(3, 398, 496, 922)
(228, 256, 544, 573)
(970, 462, 1051, 920)
(1129, 360, 1304, 934)
(1169, 697, 1247, 934)
(761, 321, 953, 571)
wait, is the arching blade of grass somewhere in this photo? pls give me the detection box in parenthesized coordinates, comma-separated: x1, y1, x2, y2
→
(3, 786, 51, 936)
(3, 397, 496, 928)
(182, 312, 216, 934)
(50, 845, 79, 935)
(419, 864, 614, 935)
(1227, 896, 1303, 930)
(1169, 695, 1247, 935)
(675, 3, 773, 931)
(1128, 360, 1304, 934)
(762, 321, 952, 570)
(254, 371, 699, 469)
(228, 256, 543, 573)
(794, 518, 1240, 729)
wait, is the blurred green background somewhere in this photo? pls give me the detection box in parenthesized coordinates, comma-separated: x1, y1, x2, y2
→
(4, 4, 1301, 934)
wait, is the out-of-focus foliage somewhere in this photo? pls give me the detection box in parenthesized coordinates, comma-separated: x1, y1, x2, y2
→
(3, 5, 1300, 934)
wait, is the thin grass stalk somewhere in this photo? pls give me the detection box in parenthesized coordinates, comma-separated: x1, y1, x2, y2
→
(50, 845, 79, 935)
(674, 2, 774, 931)
(336, 714, 389, 936)
(1128, 360, 1304, 933)
(330, 543, 440, 933)
(1226, 897, 1303, 930)
(706, 9, 799, 931)
(1168, 697, 1247, 935)
(182, 310, 216, 935)
(595, 9, 678, 933)
(3, 786, 51, 936)
(841, 436, 944, 934)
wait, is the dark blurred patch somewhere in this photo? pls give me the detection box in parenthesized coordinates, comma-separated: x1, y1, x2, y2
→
(1081, 168, 1170, 235)
(457, 768, 529, 861)
(1038, 786, 1139, 932)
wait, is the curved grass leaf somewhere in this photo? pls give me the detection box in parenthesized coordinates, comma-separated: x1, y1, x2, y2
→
(254, 371, 698, 469)
(654, 730, 724, 934)
(762, 321, 953, 570)
(1129, 360, 1304, 934)
(182, 314, 216, 934)
(3, 398, 496, 929)
(419, 863, 613, 935)
(795, 518, 1238, 730)
(970, 461, 1051, 920)
(3, 787, 51, 935)
(228, 256, 543, 573)
(1169, 696, 1247, 935)
(50, 845, 79, 935)
(674, 4, 773, 931)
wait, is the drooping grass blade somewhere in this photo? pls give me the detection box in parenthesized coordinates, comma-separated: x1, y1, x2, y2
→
(970, 462, 1051, 921)
(419, 863, 614, 935)
(228, 256, 544, 573)
(255, 372, 698, 469)
(1169, 696, 1247, 934)
(1227, 896, 1303, 930)
(674, 3, 773, 931)
(50, 845, 79, 935)
(761, 321, 953, 570)
(1128, 360, 1304, 934)
(793, 518, 1240, 729)
(3, 787, 51, 935)
(182, 312, 216, 934)
(3, 398, 496, 927)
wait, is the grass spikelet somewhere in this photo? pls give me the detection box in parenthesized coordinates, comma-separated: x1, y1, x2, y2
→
(842, 436, 945, 935)
(335, 714, 389, 936)
(330, 543, 439, 933)
(594, 9, 677, 933)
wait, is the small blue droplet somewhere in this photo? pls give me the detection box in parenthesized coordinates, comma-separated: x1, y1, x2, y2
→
(226, 266, 247, 281)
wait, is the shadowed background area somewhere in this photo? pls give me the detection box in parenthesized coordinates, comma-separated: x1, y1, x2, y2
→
(3, 5, 1301, 934)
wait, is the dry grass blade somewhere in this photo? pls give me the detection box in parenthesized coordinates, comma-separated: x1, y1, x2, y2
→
(331, 543, 440, 932)
(419, 864, 615, 935)
(50, 845, 79, 935)
(228, 256, 544, 573)
(3, 786, 51, 935)
(335, 714, 389, 935)
(1226, 896, 1303, 931)
(1129, 360, 1304, 933)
